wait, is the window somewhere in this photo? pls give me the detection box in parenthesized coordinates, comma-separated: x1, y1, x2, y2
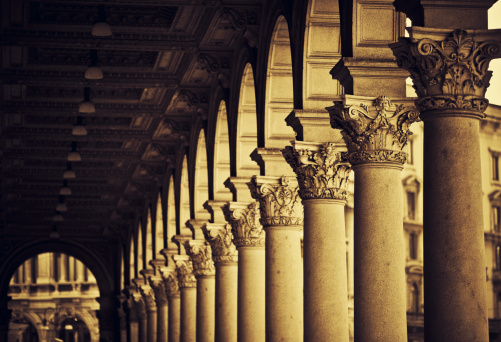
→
(493, 205, 501, 233)
(409, 232, 418, 260)
(493, 154, 500, 181)
(407, 191, 416, 221)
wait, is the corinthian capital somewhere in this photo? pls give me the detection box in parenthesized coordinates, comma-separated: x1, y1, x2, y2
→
(139, 285, 156, 310)
(185, 240, 215, 277)
(160, 267, 180, 297)
(172, 255, 197, 288)
(391, 28, 501, 114)
(203, 224, 238, 264)
(149, 276, 168, 307)
(327, 95, 419, 165)
(283, 141, 351, 201)
(249, 176, 303, 227)
(222, 201, 265, 247)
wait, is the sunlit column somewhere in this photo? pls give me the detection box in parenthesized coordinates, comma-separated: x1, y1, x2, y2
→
(139, 283, 157, 342)
(173, 255, 197, 342)
(126, 289, 139, 342)
(391, 27, 501, 341)
(132, 287, 147, 341)
(328, 95, 419, 341)
(204, 223, 238, 342)
(249, 176, 303, 342)
(150, 276, 168, 342)
(161, 267, 181, 342)
(283, 141, 351, 341)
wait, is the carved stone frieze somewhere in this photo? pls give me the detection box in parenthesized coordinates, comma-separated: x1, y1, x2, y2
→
(203, 224, 238, 264)
(282, 141, 351, 201)
(185, 240, 216, 277)
(222, 201, 265, 247)
(249, 176, 304, 227)
(391, 28, 501, 114)
(173, 256, 197, 288)
(149, 277, 168, 307)
(328, 95, 419, 165)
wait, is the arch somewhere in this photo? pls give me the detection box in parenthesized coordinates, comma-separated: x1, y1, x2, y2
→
(144, 207, 153, 267)
(129, 235, 135, 282)
(166, 175, 177, 249)
(179, 155, 192, 235)
(263, 15, 295, 149)
(155, 193, 165, 257)
(213, 100, 232, 201)
(136, 222, 144, 277)
(236, 63, 259, 178)
(193, 128, 210, 220)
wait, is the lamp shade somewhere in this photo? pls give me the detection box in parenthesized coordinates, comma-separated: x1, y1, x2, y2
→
(56, 203, 68, 212)
(52, 214, 64, 222)
(79, 100, 95, 113)
(67, 151, 82, 162)
(85, 66, 103, 80)
(59, 186, 72, 196)
(72, 125, 87, 136)
(63, 170, 76, 179)
(92, 22, 112, 37)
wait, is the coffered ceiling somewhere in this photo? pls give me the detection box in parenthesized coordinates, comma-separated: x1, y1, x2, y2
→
(1, 0, 261, 239)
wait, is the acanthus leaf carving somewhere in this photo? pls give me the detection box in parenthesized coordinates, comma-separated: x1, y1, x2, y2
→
(328, 96, 419, 165)
(148, 277, 168, 307)
(203, 224, 238, 264)
(185, 241, 215, 277)
(223, 201, 265, 247)
(282, 142, 351, 201)
(249, 176, 304, 227)
(391, 29, 501, 113)
(173, 257, 197, 288)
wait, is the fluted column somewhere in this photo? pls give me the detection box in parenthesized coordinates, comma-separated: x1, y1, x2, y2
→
(328, 95, 419, 341)
(139, 284, 157, 342)
(185, 240, 216, 342)
(204, 224, 238, 342)
(392, 28, 501, 341)
(150, 277, 168, 342)
(223, 201, 265, 342)
(283, 141, 351, 341)
(173, 255, 197, 342)
(249, 176, 303, 342)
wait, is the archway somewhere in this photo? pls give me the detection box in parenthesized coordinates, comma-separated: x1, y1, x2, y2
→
(213, 101, 232, 201)
(193, 129, 210, 220)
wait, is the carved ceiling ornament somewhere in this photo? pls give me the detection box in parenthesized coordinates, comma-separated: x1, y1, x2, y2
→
(328, 95, 420, 165)
(282, 141, 351, 201)
(249, 176, 304, 227)
(185, 240, 216, 277)
(204, 224, 238, 264)
(149, 277, 168, 307)
(222, 201, 265, 247)
(173, 257, 197, 288)
(391, 28, 501, 114)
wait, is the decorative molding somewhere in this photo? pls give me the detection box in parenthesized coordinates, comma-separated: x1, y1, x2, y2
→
(328, 95, 419, 165)
(249, 176, 304, 227)
(222, 201, 265, 247)
(160, 268, 180, 296)
(391, 29, 501, 114)
(185, 240, 216, 277)
(203, 224, 238, 264)
(173, 257, 197, 288)
(149, 277, 168, 306)
(282, 141, 351, 201)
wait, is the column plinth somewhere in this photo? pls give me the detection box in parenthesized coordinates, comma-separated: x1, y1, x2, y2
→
(185, 240, 216, 342)
(391, 28, 501, 341)
(283, 141, 351, 341)
(248, 176, 303, 342)
(223, 201, 265, 342)
(173, 255, 197, 342)
(328, 95, 420, 342)
(204, 224, 238, 342)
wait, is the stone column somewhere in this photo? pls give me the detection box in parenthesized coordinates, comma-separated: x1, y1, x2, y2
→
(132, 293, 147, 342)
(249, 176, 303, 342)
(126, 294, 139, 342)
(223, 201, 265, 342)
(139, 285, 157, 342)
(328, 95, 419, 342)
(392, 28, 501, 341)
(150, 277, 168, 342)
(283, 141, 351, 341)
(173, 255, 197, 342)
(185, 240, 216, 342)
(163, 270, 181, 342)
(204, 224, 238, 342)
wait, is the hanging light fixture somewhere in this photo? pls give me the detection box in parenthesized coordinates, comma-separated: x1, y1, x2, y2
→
(52, 213, 64, 222)
(50, 225, 60, 239)
(85, 50, 103, 80)
(67, 142, 82, 162)
(72, 116, 88, 136)
(79, 87, 95, 113)
(63, 163, 76, 179)
(59, 180, 72, 196)
(92, 5, 112, 37)
(56, 196, 68, 213)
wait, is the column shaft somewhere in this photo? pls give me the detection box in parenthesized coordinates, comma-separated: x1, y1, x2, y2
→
(180, 287, 196, 342)
(353, 164, 407, 342)
(265, 227, 303, 341)
(196, 276, 215, 342)
(423, 116, 488, 341)
(303, 199, 349, 341)
(157, 304, 167, 342)
(129, 322, 139, 342)
(238, 247, 265, 342)
(138, 317, 147, 342)
(168, 294, 181, 342)
(215, 263, 237, 342)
